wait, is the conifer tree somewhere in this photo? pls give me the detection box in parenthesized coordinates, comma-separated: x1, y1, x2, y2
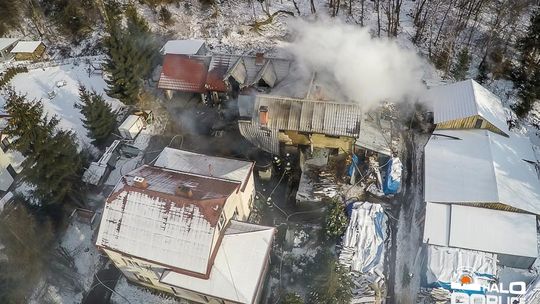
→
(2, 90, 58, 157)
(76, 85, 117, 146)
(103, 4, 157, 105)
(0, 203, 54, 303)
(3, 91, 83, 206)
(451, 48, 470, 81)
(513, 10, 540, 117)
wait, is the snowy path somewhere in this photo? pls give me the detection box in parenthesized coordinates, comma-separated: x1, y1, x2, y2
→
(390, 131, 430, 304)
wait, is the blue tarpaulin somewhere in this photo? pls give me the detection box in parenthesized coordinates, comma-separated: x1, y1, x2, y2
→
(383, 157, 402, 195)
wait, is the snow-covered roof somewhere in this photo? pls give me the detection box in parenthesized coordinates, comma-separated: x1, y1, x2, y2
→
(160, 221, 274, 303)
(10, 41, 43, 53)
(0, 38, 18, 51)
(118, 115, 141, 130)
(425, 129, 540, 214)
(157, 54, 210, 92)
(424, 203, 538, 260)
(160, 40, 205, 55)
(426, 79, 508, 135)
(154, 147, 254, 188)
(355, 112, 392, 156)
(96, 165, 241, 275)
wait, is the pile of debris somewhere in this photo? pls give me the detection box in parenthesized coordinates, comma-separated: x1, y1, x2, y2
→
(339, 201, 388, 302)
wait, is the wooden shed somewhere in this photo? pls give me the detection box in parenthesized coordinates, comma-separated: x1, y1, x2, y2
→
(10, 41, 46, 61)
(426, 79, 509, 136)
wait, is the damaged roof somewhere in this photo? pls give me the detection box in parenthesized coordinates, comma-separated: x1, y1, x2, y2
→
(95, 165, 240, 275)
(158, 54, 209, 92)
(242, 95, 362, 137)
(426, 79, 509, 135)
(154, 147, 254, 188)
(205, 53, 291, 92)
(425, 129, 540, 214)
(160, 221, 275, 304)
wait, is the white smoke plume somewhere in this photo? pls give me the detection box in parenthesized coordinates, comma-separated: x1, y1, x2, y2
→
(286, 19, 426, 109)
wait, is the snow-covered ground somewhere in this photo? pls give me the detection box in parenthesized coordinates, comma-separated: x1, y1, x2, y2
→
(2, 62, 124, 149)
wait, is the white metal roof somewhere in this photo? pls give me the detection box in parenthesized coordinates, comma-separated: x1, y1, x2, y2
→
(160, 221, 274, 304)
(426, 79, 508, 134)
(154, 147, 254, 186)
(160, 40, 205, 55)
(10, 41, 42, 53)
(118, 115, 141, 130)
(424, 203, 538, 258)
(0, 38, 18, 51)
(425, 129, 540, 214)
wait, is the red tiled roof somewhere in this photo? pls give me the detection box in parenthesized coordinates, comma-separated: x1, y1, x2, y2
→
(158, 54, 208, 93)
(205, 54, 237, 92)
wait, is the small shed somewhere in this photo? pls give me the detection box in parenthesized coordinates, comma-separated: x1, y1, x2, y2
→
(160, 39, 206, 56)
(0, 38, 19, 61)
(10, 41, 46, 61)
(118, 115, 145, 139)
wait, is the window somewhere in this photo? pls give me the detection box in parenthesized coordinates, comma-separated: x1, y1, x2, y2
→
(0, 137, 9, 152)
(249, 195, 254, 209)
(6, 164, 16, 178)
(233, 208, 239, 220)
(474, 118, 483, 129)
(217, 213, 226, 230)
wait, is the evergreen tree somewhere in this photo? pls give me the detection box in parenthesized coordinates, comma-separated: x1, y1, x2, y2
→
(475, 57, 489, 84)
(0, 203, 54, 303)
(451, 48, 470, 81)
(103, 4, 157, 105)
(282, 293, 304, 304)
(2, 90, 58, 157)
(323, 197, 348, 240)
(3, 91, 83, 206)
(513, 10, 540, 117)
(24, 129, 83, 205)
(76, 85, 117, 146)
(309, 253, 353, 304)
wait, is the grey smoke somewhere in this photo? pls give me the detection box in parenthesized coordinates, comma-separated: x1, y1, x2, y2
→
(285, 19, 426, 109)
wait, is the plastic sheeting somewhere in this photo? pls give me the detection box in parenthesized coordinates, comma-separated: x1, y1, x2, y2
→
(383, 157, 402, 195)
(340, 202, 387, 274)
(425, 245, 497, 291)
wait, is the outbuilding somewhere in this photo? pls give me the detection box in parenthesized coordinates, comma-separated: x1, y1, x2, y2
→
(0, 38, 19, 61)
(10, 41, 46, 61)
(118, 115, 145, 139)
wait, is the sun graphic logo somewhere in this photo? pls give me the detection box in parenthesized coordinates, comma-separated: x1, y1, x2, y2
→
(450, 267, 483, 292)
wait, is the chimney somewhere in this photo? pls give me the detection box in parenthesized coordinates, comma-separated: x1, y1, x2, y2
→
(133, 176, 148, 189)
(175, 185, 193, 198)
(259, 105, 269, 127)
(255, 52, 264, 66)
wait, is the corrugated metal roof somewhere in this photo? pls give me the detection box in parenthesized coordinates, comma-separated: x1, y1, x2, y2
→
(425, 129, 540, 214)
(160, 221, 275, 303)
(238, 121, 280, 154)
(427, 79, 509, 135)
(158, 54, 209, 92)
(96, 165, 241, 274)
(254, 95, 362, 137)
(423, 203, 537, 259)
(154, 148, 253, 187)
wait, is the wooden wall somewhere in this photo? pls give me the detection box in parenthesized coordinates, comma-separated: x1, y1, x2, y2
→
(435, 114, 507, 136)
(279, 130, 355, 153)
